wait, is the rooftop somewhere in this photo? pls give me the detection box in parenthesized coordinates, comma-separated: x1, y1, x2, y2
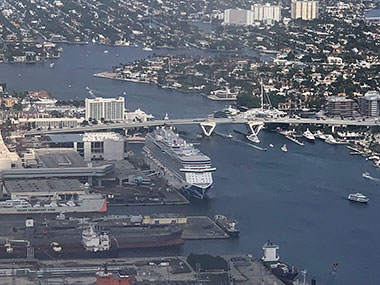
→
(83, 132, 125, 142)
(327, 96, 354, 102)
(4, 178, 84, 194)
(363, 90, 380, 100)
(35, 149, 87, 168)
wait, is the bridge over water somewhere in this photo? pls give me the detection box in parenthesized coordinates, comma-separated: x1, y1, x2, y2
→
(25, 117, 378, 137)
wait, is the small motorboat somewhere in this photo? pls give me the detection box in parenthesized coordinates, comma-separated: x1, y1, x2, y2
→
(281, 144, 287, 152)
(104, 50, 109, 54)
(226, 133, 233, 139)
(142, 46, 153, 51)
(246, 133, 260, 144)
(362, 172, 371, 179)
(348, 193, 369, 203)
(269, 144, 274, 148)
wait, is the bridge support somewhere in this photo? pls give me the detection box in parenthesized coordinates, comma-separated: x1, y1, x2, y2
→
(200, 121, 216, 137)
(247, 121, 264, 136)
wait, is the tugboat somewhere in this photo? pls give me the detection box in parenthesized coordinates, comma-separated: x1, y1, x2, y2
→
(213, 215, 239, 238)
(261, 241, 298, 285)
(303, 129, 315, 142)
(348, 193, 369, 203)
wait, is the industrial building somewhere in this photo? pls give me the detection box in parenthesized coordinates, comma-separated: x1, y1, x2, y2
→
(83, 132, 128, 161)
(85, 97, 125, 121)
(291, 0, 319, 20)
(3, 178, 85, 200)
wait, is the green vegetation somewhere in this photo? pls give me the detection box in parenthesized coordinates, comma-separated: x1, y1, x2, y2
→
(237, 93, 261, 108)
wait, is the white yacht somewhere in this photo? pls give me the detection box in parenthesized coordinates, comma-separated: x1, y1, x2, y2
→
(315, 130, 327, 140)
(348, 193, 369, 203)
(281, 144, 288, 152)
(303, 129, 315, 141)
(325, 135, 338, 145)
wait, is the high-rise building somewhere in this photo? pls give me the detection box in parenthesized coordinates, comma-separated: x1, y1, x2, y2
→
(224, 5, 281, 25)
(359, 91, 380, 117)
(85, 97, 125, 121)
(291, 0, 319, 20)
(224, 9, 249, 25)
(250, 4, 282, 24)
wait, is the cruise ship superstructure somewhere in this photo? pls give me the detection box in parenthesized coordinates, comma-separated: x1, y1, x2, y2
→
(144, 127, 215, 199)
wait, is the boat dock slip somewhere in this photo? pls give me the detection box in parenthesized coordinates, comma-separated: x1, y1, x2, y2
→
(0, 255, 285, 284)
(182, 216, 229, 239)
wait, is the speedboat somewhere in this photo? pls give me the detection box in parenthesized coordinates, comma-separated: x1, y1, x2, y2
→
(303, 129, 315, 141)
(142, 46, 153, 51)
(281, 144, 287, 152)
(246, 133, 260, 144)
(348, 193, 369, 203)
(362, 172, 371, 179)
(325, 135, 337, 145)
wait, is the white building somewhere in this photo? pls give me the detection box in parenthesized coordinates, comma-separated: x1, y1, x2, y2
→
(250, 4, 281, 24)
(224, 9, 250, 25)
(291, 0, 319, 20)
(359, 91, 380, 117)
(82, 132, 127, 161)
(85, 97, 125, 121)
(224, 5, 281, 25)
(18, 117, 83, 129)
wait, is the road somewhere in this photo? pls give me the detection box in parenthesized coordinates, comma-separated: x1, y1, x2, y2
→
(24, 117, 379, 135)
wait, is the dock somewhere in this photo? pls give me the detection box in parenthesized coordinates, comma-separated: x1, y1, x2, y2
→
(0, 255, 285, 284)
(182, 216, 229, 240)
(285, 135, 304, 146)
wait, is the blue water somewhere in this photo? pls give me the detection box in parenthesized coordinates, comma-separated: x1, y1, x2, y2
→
(0, 44, 379, 285)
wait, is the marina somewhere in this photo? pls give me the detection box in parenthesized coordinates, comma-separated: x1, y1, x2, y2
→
(0, 43, 379, 284)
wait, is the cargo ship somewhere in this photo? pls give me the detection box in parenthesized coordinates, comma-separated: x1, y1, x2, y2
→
(0, 194, 107, 215)
(144, 127, 215, 199)
(0, 218, 184, 259)
(213, 215, 239, 237)
(261, 241, 298, 285)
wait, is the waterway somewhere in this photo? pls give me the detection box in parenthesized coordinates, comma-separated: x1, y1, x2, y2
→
(0, 44, 379, 285)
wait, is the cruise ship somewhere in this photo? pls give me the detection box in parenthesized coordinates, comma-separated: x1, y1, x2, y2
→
(144, 127, 215, 199)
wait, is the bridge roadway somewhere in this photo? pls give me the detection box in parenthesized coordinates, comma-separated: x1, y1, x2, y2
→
(25, 117, 378, 136)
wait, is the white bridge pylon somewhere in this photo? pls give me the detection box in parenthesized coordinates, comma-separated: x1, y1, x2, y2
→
(200, 121, 216, 137)
(247, 121, 264, 136)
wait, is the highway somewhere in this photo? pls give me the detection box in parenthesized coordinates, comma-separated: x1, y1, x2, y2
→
(24, 116, 379, 136)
